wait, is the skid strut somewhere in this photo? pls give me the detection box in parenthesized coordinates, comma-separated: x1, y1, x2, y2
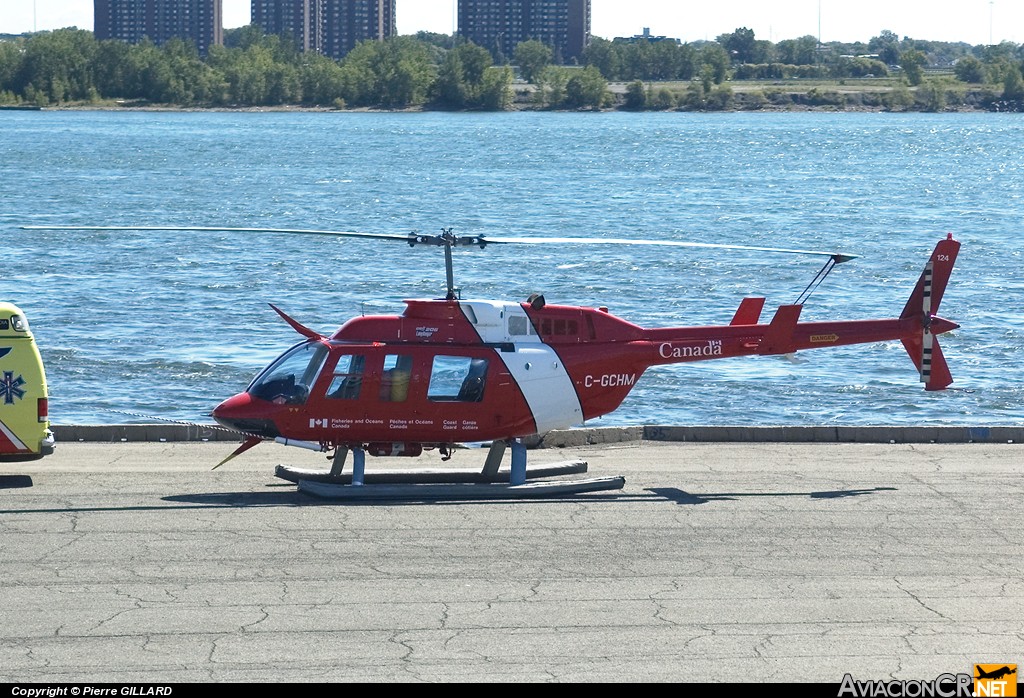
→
(273, 438, 602, 490)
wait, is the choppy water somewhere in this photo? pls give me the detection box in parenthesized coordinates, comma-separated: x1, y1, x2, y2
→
(1, 110, 1021, 427)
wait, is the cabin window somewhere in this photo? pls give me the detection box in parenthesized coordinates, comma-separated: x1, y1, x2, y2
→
(379, 354, 413, 403)
(326, 354, 365, 400)
(538, 318, 578, 336)
(428, 356, 488, 402)
(248, 340, 328, 405)
(508, 315, 535, 336)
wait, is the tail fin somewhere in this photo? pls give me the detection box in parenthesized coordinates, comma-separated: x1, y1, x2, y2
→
(900, 234, 960, 321)
(901, 235, 961, 391)
(901, 334, 953, 391)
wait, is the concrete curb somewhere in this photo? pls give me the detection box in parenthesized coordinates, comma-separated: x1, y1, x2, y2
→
(52, 424, 1022, 446)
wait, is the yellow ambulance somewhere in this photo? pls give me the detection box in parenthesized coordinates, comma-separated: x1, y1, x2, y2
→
(0, 302, 54, 460)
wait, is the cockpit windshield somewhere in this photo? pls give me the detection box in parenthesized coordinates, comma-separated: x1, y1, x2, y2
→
(247, 340, 328, 405)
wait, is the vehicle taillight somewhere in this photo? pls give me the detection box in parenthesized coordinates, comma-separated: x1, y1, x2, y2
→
(38, 397, 48, 422)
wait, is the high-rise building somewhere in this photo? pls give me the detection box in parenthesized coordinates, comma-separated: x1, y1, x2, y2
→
(94, 0, 223, 55)
(321, 0, 395, 60)
(251, 0, 322, 54)
(458, 0, 590, 63)
(252, 0, 395, 60)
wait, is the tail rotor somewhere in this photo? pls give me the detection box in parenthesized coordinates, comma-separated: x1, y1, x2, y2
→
(900, 235, 960, 391)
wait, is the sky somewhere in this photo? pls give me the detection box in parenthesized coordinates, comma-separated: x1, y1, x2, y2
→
(2, 0, 1020, 46)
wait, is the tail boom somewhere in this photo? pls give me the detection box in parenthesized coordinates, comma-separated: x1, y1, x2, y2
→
(641, 236, 961, 389)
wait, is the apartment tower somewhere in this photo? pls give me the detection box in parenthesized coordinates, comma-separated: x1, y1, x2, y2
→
(252, 0, 395, 59)
(322, 0, 395, 60)
(457, 0, 591, 63)
(94, 0, 223, 55)
(251, 0, 322, 53)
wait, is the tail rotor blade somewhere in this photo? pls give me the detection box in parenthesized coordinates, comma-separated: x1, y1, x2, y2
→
(920, 260, 934, 384)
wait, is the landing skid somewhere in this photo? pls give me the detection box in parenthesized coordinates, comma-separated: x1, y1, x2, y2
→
(298, 476, 625, 501)
(275, 439, 626, 500)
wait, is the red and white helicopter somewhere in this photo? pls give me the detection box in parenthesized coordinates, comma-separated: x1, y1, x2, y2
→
(28, 226, 962, 498)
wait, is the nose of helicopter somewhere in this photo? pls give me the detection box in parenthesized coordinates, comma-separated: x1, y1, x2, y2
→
(212, 392, 281, 438)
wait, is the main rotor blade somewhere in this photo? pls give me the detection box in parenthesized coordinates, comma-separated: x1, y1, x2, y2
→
(22, 225, 413, 243)
(486, 236, 859, 264)
(22, 225, 857, 263)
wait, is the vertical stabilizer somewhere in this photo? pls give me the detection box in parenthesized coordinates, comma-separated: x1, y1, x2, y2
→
(901, 234, 960, 320)
(900, 235, 960, 390)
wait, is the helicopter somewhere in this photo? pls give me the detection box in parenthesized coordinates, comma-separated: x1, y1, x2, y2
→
(25, 226, 960, 498)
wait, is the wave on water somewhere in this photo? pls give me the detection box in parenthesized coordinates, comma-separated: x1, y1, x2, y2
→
(2, 110, 1021, 427)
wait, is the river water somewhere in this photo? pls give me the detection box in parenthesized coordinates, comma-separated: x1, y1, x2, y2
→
(1, 109, 1021, 427)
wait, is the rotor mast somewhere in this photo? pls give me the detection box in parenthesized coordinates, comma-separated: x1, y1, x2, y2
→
(406, 228, 489, 301)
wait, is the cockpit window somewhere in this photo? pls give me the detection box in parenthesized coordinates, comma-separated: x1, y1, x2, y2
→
(248, 341, 328, 405)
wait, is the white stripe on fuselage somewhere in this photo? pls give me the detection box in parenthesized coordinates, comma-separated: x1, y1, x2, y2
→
(496, 344, 583, 434)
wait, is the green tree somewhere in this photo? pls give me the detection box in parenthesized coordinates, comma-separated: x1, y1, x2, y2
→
(583, 37, 622, 80)
(621, 40, 653, 80)
(434, 42, 511, 109)
(300, 54, 346, 105)
(648, 40, 690, 80)
(680, 82, 705, 110)
(0, 40, 23, 95)
(92, 39, 133, 98)
(777, 35, 819, 65)
(954, 55, 987, 83)
(704, 84, 734, 110)
(435, 49, 468, 105)
(477, 66, 514, 110)
(563, 66, 608, 109)
(514, 39, 552, 83)
(1003, 63, 1024, 101)
(15, 28, 98, 103)
(717, 27, 769, 64)
(414, 31, 456, 51)
(869, 30, 901, 65)
(649, 86, 676, 110)
(700, 43, 731, 84)
(623, 80, 646, 109)
(339, 37, 435, 108)
(900, 49, 927, 86)
(534, 65, 568, 107)
(884, 83, 913, 110)
(915, 79, 947, 111)
(834, 56, 888, 78)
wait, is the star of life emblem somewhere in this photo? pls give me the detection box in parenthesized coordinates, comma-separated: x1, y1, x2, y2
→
(1, 371, 26, 405)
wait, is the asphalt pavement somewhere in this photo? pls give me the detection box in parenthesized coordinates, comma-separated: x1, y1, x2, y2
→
(1, 440, 1022, 683)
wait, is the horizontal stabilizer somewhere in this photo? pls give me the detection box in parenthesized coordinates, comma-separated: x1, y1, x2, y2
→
(731, 297, 766, 325)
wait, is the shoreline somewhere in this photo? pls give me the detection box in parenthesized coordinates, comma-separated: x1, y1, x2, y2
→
(19, 102, 1003, 114)
(12, 81, 1012, 115)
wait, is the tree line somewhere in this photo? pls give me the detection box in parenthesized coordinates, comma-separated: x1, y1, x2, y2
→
(1, 25, 1023, 111)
